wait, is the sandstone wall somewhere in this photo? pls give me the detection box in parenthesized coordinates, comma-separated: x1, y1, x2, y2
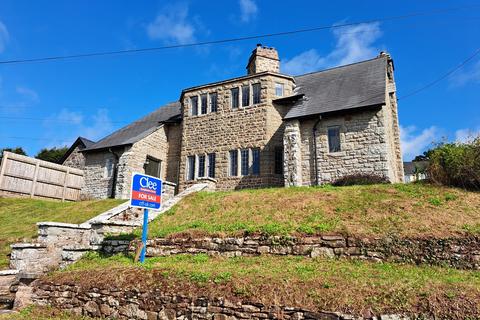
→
(62, 145, 86, 170)
(101, 234, 480, 270)
(33, 283, 412, 320)
(82, 150, 123, 199)
(179, 73, 293, 191)
(289, 108, 392, 185)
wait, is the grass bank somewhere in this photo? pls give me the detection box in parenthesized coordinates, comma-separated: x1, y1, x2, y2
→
(0, 198, 125, 269)
(140, 183, 480, 239)
(45, 253, 480, 318)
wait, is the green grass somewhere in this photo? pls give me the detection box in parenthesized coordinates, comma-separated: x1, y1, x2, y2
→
(139, 183, 480, 239)
(0, 198, 125, 269)
(50, 252, 480, 318)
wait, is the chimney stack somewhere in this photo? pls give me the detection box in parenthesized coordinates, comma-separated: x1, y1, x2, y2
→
(246, 44, 280, 75)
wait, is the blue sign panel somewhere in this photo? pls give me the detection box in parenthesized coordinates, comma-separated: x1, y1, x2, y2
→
(130, 173, 162, 210)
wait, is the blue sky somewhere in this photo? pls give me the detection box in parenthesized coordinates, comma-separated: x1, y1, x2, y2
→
(0, 0, 479, 160)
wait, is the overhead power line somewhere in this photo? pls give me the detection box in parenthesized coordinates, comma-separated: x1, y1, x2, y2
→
(0, 5, 478, 65)
(398, 47, 480, 100)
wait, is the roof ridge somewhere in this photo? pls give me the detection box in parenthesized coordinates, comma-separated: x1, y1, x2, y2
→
(294, 56, 386, 79)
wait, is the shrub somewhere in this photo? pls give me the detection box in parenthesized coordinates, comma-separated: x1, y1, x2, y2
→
(332, 173, 389, 186)
(428, 137, 480, 190)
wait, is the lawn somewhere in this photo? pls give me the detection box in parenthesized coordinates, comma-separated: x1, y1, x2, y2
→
(43, 252, 480, 318)
(0, 198, 125, 269)
(142, 183, 480, 239)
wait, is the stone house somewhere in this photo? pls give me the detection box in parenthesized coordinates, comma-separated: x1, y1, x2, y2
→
(59, 137, 95, 170)
(69, 44, 403, 199)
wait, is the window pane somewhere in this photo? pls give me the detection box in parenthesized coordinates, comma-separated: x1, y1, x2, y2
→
(252, 148, 260, 175)
(200, 94, 208, 114)
(275, 83, 284, 97)
(241, 149, 249, 176)
(208, 153, 216, 178)
(198, 155, 206, 177)
(187, 156, 195, 180)
(328, 127, 341, 152)
(231, 88, 239, 109)
(105, 159, 113, 178)
(252, 83, 261, 104)
(210, 93, 218, 112)
(242, 85, 250, 107)
(145, 157, 161, 178)
(229, 150, 238, 176)
(274, 146, 283, 175)
(191, 96, 198, 116)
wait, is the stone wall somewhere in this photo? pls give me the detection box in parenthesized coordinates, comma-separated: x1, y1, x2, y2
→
(179, 73, 294, 191)
(32, 282, 412, 320)
(82, 125, 178, 200)
(82, 150, 122, 199)
(293, 108, 395, 185)
(0, 270, 18, 309)
(116, 126, 171, 199)
(62, 145, 87, 170)
(101, 234, 480, 270)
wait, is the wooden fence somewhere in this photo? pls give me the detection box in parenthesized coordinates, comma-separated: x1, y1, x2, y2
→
(0, 151, 84, 201)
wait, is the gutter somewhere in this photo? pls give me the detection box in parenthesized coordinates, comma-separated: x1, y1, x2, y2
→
(312, 116, 322, 186)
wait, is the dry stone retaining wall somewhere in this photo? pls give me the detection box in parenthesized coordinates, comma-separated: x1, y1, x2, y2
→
(32, 282, 413, 320)
(101, 234, 480, 270)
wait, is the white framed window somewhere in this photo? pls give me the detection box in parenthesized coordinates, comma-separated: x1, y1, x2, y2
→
(200, 94, 208, 115)
(229, 150, 238, 176)
(275, 83, 284, 97)
(207, 153, 216, 178)
(240, 149, 249, 176)
(252, 83, 261, 104)
(191, 96, 198, 116)
(198, 154, 206, 177)
(187, 156, 195, 180)
(231, 88, 239, 109)
(242, 85, 250, 107)
(209, 92, 218, 112)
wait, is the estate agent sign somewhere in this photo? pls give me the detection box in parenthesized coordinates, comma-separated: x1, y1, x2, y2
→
(130, 172, 162, 262)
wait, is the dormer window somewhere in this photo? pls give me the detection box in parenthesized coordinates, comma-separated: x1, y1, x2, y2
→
(253, 83, 261, 104)
(191, 96, 198, 116)
(242, 85, 250, 107)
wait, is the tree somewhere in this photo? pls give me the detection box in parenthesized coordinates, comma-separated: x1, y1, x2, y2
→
(0, 147, 27, 162)
(413, 149, 434, 162)
(35, 146, 69, 163)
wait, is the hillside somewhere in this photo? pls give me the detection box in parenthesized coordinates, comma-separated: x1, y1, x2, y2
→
(142, 183, 480, 239)
(0, 198, 125, 269)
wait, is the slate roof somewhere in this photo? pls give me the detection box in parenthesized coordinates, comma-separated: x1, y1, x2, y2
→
(284, 56, 388, 119)
(59, 136, 96, 164)
(403, 161, 430, 175)
(82, 101, 181, 152)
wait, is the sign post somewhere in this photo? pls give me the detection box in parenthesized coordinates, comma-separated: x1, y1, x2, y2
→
(130, 172, 162, 263)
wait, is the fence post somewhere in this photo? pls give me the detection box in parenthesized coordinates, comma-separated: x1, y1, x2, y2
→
(62, 168, 70, 202)
(30, 162, 40, 198)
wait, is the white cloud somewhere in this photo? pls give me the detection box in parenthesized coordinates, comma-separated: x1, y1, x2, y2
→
(282, 22, 382, 75)
(400, 125, 440, 161)
(239, 0, 258, 23)
(0, 21, 9, 53)
(42, 108, 113, 147)
(455, 127, 480, 143)
(450, 60, 480, 87)
(147, 3, 196, 45)
(16, 86, 39, 103)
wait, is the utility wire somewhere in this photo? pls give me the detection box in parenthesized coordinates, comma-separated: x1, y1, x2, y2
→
(397, 47, 480, 100)
(0, 5, 478, 65)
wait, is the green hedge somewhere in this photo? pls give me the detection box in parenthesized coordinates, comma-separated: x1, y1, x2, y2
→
(428, 137, 480, 190)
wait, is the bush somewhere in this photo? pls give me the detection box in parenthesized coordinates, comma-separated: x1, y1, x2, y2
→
(428, 137, 480, 190)
(332, 173, 389, 186)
